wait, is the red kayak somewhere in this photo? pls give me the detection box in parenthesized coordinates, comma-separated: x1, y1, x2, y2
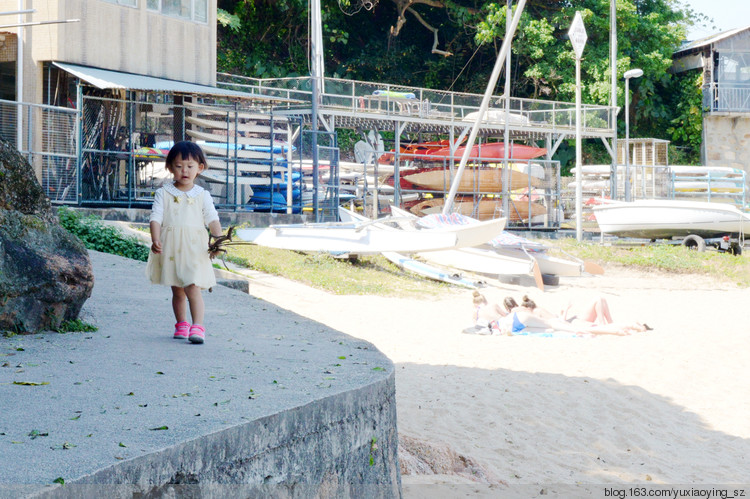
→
(379, 139, 456, 164)
(428, 142, 547, 161)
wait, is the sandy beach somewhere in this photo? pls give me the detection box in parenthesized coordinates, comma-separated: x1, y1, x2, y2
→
(236, 263, 750, 496)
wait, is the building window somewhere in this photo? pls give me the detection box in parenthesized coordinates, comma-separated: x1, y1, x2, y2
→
(146, 0, 208, 23)
(102, 0, 138, 6)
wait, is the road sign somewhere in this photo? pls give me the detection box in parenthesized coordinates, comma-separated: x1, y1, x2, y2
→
(568, 11, 587, 60)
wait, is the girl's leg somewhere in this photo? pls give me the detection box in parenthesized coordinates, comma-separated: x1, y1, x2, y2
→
(594, 297, 613, 324)
(579, 297, 613, 325)
(184, 284, 205, 325)
(171, 286, 188, 323)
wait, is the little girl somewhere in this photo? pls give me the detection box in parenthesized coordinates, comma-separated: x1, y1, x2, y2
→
(146, 141, 223, 344)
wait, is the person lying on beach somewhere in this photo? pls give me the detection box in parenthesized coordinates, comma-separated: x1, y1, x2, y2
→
(476, 294, 651, 336)
(472, 290, 507, 326)
(557, 296, 614, 325)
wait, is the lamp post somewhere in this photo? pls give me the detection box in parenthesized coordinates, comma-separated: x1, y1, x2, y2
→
(623, 68, 643, 202)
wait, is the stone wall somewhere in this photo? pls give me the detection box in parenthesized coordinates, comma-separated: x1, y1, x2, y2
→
(704, 114, 750, 177)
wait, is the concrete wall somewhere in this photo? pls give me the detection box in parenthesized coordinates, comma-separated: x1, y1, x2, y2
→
(40, 376, 401, 498)
(704, 114, 750, 177)
(29, 0, 216, 84)
(10, 0, 216, 108)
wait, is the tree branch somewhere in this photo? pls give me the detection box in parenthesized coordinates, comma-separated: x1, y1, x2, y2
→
(405, 7, 453, 57)
(389, 0, 446, 37)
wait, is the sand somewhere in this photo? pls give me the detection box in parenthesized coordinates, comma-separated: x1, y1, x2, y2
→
(236, 264, 750, 496)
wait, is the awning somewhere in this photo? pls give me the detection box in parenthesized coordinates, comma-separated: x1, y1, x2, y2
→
(53, 62, 290, 102)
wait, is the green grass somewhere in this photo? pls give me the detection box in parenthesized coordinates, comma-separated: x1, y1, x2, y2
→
(547, 237, 750, 287)
(53, 319, 98, 333)
(225, 244, 451, 298)
(58, 210, 750, 293)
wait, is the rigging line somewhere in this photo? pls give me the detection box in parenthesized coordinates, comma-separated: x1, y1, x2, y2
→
(442, 43, 483, 98)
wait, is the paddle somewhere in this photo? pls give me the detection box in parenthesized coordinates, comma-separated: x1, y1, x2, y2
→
(583, 261, 605, 275)
(532, 259, 545, 292)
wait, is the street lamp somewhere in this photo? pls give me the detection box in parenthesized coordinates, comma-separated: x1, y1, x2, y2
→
(623, 68, 643, 202)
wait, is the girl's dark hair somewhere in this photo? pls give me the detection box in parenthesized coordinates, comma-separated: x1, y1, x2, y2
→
(166, 140, 207, 168)
(521, 295, 536, 310)
(503, 296, 518, 312)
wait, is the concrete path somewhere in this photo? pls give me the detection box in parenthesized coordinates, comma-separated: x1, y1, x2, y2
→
(0, 251, 398, 497)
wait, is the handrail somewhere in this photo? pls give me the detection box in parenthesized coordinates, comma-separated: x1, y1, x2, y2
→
(216, 74, 615, 132)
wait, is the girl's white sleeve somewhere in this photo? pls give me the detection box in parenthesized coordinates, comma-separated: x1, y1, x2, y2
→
(149, 189, 164, 224)
(202, 190, 220, 226)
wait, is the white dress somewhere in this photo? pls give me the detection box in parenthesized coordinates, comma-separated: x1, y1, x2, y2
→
(146, 183, 218, 289)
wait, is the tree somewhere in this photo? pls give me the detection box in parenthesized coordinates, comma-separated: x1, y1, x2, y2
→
(217, 0, 703, 158)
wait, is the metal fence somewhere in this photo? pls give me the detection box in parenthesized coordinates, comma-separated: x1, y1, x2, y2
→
(76, 95, 315, 214)
(703, 84, 750, 112)
(2, 95, 342, 219)
(0, 99, 79, 204)
(217, 73, 615, 136)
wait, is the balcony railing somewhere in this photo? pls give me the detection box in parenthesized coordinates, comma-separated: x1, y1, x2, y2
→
(217, 73, 615, 134)
(702, 83, 750, 112)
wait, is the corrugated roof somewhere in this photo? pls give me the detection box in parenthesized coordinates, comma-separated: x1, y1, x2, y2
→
(53, 62, 286, 101)
(674, 25, 750, 56)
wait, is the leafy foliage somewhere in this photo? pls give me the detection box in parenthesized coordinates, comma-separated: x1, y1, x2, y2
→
(666, 72, 704, 163)
(217, 0, 705, 163)
(57, 208, 150, 262)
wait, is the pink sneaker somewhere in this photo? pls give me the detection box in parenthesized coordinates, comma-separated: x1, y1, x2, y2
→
(174, 321, 190, 339)
(188, 324, 205, 344)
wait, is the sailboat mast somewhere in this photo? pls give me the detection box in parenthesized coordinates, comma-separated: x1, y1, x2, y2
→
(442, 0, 527, 215)
(310, 0, 324, 220)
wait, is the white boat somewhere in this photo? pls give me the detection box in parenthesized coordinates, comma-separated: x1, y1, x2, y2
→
(339, 207, 533, 287)
(389, 205, 592, 278)
(380, 251, 481, 288)
(235, 216, 505, 254)
(592, 199, 750, 239)
(414, 247, 535, 276)
(461, 109, 530, 126)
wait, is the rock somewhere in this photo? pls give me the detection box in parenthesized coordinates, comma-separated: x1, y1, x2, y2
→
(0, 139, 94, 332)
(398, 435, 506, 485)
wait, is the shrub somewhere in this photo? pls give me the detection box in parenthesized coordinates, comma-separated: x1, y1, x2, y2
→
(57, 207, 150, 262)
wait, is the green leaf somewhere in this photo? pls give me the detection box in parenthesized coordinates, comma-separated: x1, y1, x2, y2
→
(53, 477, 65, 485)
(118, 442, 127, 447)
(149, 426, 168, 431)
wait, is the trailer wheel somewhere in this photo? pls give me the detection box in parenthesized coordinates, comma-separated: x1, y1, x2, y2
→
(729, 242, 743, 256)
(541, 274, 560, 286)
(682, 235, 706, 252)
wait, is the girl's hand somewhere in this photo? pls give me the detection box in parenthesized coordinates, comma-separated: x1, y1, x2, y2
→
(151, 240, 162, 254)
